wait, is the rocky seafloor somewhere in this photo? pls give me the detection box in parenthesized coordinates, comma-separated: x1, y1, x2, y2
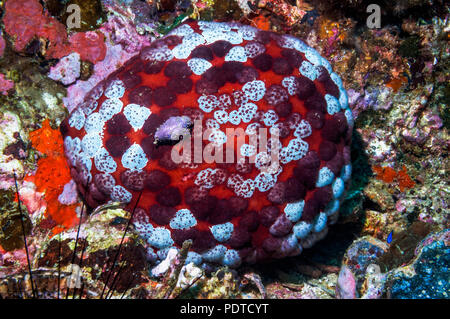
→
(0, 0, 448, 299)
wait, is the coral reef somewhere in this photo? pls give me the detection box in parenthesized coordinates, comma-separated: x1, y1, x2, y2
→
(385, 229, 449, 299)
(2, 0, 107, 61)
(25, 119, 79, 232)
(63, 14, 152, 112)
(338, 236, 388, 294)
(1, 207, 149, 298)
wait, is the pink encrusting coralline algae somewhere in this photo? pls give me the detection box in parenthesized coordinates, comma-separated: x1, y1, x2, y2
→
(2, 0, 107, 61)
(0, 74, 14, 95)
